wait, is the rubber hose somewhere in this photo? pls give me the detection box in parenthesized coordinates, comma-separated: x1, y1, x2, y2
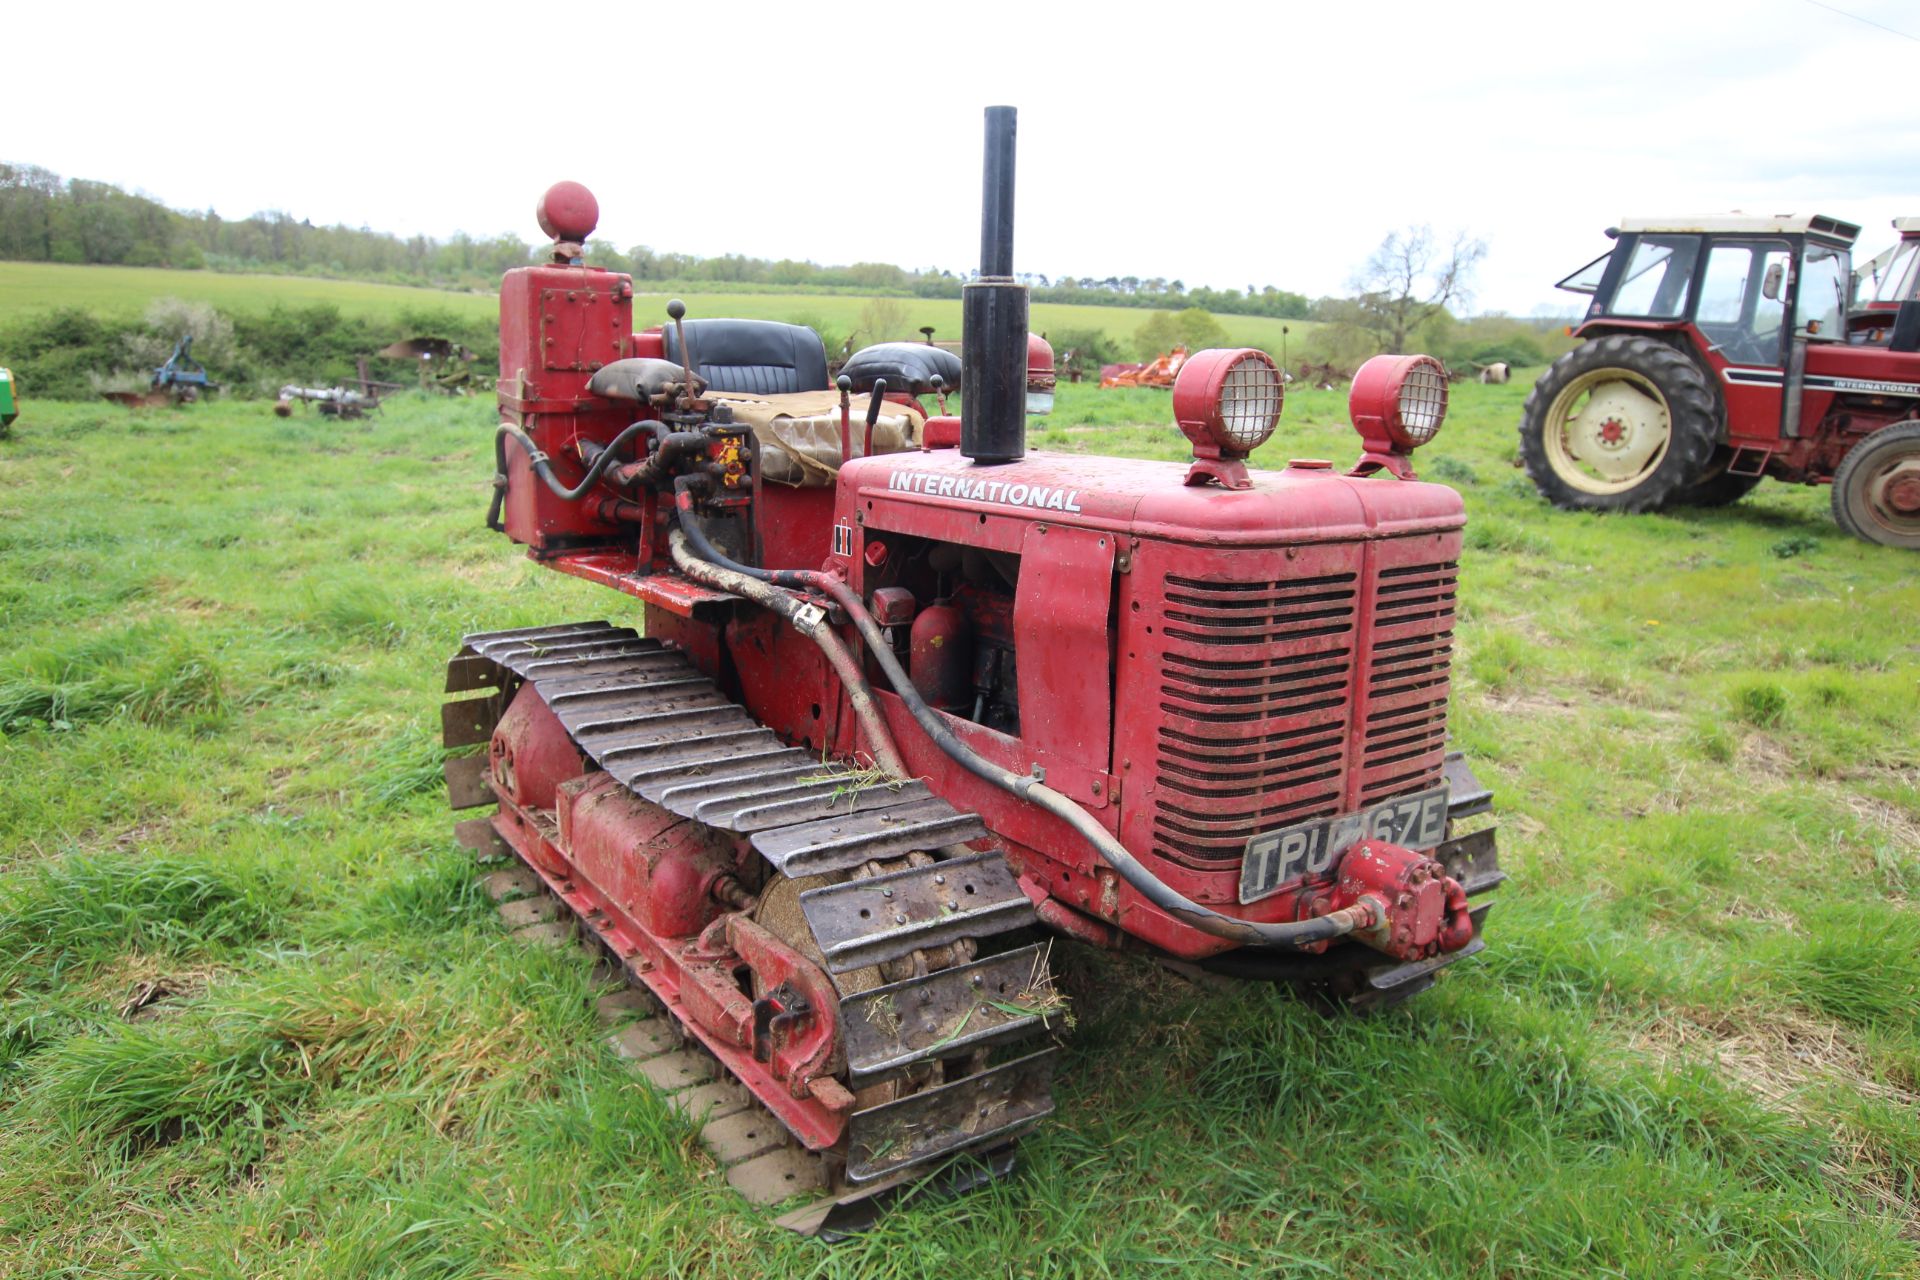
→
(490, 421, 656, 529)
(668, 483, 1370, 949)
(665, 529, 908, 780)
(616, 432, 707, 489)
(580, 421, 671, 468)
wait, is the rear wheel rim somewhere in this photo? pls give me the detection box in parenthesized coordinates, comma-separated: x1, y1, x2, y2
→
(1542, 369, 1674, 495)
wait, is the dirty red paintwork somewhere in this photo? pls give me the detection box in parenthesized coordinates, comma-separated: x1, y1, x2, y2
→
(717, 448, 1466, 961)
(487, 246, 1475, 975)
(489, 686, 851, 1150)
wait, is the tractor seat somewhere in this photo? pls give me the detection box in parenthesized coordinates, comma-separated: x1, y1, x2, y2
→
(662, 319, 829, 395)
(840, 343, 963, 396)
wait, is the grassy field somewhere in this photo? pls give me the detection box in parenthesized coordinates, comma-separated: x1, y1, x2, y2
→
(0, 262, 499, 323)
(0, 261, 1316, 356)
(1, 383, 1916, 1278)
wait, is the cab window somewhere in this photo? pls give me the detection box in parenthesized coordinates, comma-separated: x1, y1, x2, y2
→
(1869, 241, 1918, 305)
(1556, 251, 1611, 295)
(1693, 241, 1788, 366)
(1795, 244, 1850, 339)
(1605, 236, 1700, 318)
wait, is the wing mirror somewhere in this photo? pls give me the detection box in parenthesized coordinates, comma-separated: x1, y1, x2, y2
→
(1762, 261, 1786, 301)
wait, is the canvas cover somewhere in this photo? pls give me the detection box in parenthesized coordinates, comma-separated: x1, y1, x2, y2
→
(709, 388, 923, 487)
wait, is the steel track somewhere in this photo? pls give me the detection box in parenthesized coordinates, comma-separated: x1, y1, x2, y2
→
(442, 621, 1060, 1234)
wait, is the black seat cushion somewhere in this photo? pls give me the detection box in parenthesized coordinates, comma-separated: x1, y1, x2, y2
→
(840, 343, 963, 396)
(661, 319, 829, 395)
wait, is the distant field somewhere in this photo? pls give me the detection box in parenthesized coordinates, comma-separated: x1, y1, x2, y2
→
(0, 262, 1317, 355)
(0, 262, 497, 321)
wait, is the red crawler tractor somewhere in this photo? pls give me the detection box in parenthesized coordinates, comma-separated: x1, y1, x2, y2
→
(1521, 215, 1920, 547)
(444, 107, 1502, 1228)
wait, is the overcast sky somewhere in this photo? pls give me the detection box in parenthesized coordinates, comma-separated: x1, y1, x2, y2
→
(9, 0, 1918, 316)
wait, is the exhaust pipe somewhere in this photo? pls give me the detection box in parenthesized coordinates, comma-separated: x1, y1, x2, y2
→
(961, 106, 1028, 465)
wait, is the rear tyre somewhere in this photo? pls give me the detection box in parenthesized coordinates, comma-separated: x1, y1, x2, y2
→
(1518, 335, 1720, 512)
(1831, 420, 1920, 549)
(1676, 447, 1766, 508)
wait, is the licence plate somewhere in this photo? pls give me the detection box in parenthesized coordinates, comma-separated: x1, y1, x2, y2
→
(1237, 784, 1451, 905)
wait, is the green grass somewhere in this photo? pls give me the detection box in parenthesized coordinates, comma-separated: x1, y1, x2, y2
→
(0, 383, 1916, 1277)
(0, 260, 1316, 356)
(0, 261, 500, 323)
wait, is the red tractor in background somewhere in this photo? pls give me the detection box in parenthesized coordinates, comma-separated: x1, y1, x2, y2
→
(1855, 216, 1920, 320)
(443, 107, 1502, 1231)
(1520, 214, 1920, 548)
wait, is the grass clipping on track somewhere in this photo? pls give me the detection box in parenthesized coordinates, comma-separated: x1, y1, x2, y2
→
(0, 385, 1916, 1278)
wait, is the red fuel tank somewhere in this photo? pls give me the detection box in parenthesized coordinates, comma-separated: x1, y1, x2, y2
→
(909, 599, 973, 711)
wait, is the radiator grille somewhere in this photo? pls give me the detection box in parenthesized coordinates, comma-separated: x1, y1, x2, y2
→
(1147, 554, 1456, 869)
(1357, 561, 1456, 807)
(1151, 571, 1358, 865)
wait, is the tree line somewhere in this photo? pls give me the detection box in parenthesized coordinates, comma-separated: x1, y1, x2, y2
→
(0, 163, 1311, 319)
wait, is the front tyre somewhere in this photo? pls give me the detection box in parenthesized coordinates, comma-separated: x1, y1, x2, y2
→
(1831, 420, 1920, 549)
(1518, 335, 1720, 512)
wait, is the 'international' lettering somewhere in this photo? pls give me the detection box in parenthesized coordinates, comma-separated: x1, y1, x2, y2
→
(886, 470, 1083, 513)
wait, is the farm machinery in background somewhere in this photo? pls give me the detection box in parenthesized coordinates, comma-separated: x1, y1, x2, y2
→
(273, 384, 377, 419)
(379, 336, 486, 394)
(1520, 214, 1920, 548)
(1099, 345, 1188, 388)
(100, 334, 220, 408)
(1853, 216, 1919, 309)
(1293, 360, 1353, 391)
(442, 107, 1502, 1232)
(0, 368, 16, 436)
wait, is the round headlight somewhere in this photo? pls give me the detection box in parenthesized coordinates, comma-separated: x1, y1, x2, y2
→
(1349, 354, 1449, 451)
(1172, 348, 1284, 457)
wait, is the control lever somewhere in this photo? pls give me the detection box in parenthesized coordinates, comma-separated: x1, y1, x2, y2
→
(667, 298, 699, 407)
(931, 373, 948, 417)
(864, 378, 887, 459)
(836, 373, 853, 462)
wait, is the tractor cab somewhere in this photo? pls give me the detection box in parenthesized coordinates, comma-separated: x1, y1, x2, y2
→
(1519, 212, 1920, 547)
(1852, 216, 1920, 335)
(1558, 214, 1858, 367)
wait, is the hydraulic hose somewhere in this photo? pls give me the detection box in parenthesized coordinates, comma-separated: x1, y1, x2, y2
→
(668, 480, 1374, 949)
(612, 431, 707, 490)
(665, 528, 907, 780)
(489, 421, 662, 530)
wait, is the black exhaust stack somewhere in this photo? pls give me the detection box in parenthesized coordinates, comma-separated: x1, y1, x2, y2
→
(962, 106, 1027, 464)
